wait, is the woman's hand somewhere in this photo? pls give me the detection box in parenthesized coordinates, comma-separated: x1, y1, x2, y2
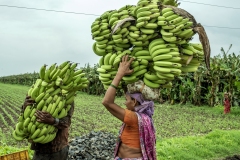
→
(35, 110, 55, 125)
(117, 55, 135, 77)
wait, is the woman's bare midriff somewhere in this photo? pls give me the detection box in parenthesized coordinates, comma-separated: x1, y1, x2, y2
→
(117, 143, 142, 158)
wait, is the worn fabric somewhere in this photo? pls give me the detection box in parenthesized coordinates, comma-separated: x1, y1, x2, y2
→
(121, 109, 140, 148)
(114, 113, 157, 160)
(32, 145, 69, 160)
(127, 80, 159, 101)
(114, 156, 142, 160)
(224, 98, 231, 114)
(31, 103, 74, 153)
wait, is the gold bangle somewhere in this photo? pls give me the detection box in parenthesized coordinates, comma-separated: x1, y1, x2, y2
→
(110, 84, 117, 89)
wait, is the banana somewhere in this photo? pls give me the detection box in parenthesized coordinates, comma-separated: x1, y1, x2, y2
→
(103, 53, 113, 65)
(36, 99, 45, 110)
(162, 25, 175, 30)
(136, 6, 151, 15)
(31, 87, 40, 100)
(154, 61, 182, 68)
(152, 79, 167, 84)
(184, 22, 194, 28)
(35, 92, 45, 103)
(162, 36, 179, 43)
(66, 95, 75, 105)
(168, 57, 182, 62)
(129, 32, 140, 39)
(149, 12, 160, 18)
(137, 16, 151, 23)
(144, 23, 158, 29)
(136, 56, 152, 61)
(122, 75, 138, 82)
(128, 26, 139, 32)
(168, 52, 181, 56)
(161, 29, 174, 37)
(29, 108, 36, 117)
(140, 28, 155, 34)
(39, 64, 47, 80)
(99, 73, 112, 78)
(15, 122, 25, 136)
(101, 65, 113, 70)
(181, 48, 194, 55)
(158, 16, 166, 21)
(23, 105, 32, 119)
(30, 124, 37, 135)
(51, 67, 61, 81)
(134, 50, 150, 57)
(132, 68, 147, 77)
(153, 54, 173, 61)
(144, 72, 159, 81)
(136, 21, 147, 28)
(162, 7, 173, 15)
(150, 44, 171, 55)
(12, 130, 24, 141)
(143, 77, 160, 88)
(23, 117, 31, 128)
(157, 21, 168, 26)
(137, 58, 149, 66)
(137, 11, 152, 18)
(131, 41, 143, 46)
(97, 68, 107, 73)
(131, 60, 139, 68)
(178, 28, 194, 38)
(58, 108, 67, 119)
(151, 48, 171, 57)
(153, 65, 171, 73)
(168, 24, 185, 33)
(33, 135, 46, 143)
(149, 38, 165, 51)
(169, 16, 183, 25)
(162, 11, 174, 18)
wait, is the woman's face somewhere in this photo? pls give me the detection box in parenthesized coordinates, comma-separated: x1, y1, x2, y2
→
(124, 94, 136, 111)
(224, 94, 229, 99)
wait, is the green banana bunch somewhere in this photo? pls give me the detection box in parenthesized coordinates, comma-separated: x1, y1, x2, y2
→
(13, 61, 89, 143)
(91, 0, 206, 90)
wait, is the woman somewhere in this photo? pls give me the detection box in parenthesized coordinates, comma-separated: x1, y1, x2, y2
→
(223, 92, 231, 114)
(102, 55, 157, 160)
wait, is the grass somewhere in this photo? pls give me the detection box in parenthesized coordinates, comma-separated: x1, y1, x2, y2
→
(0, 83, 240, 159)
(156, 129, 240, 160)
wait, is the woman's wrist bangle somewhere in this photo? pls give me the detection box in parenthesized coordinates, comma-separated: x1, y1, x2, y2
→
(110, 84, 118, 89)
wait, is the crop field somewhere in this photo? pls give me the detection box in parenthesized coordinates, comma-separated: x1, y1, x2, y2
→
(0, 82, 240, 160)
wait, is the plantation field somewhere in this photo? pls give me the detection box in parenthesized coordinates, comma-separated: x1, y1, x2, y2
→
(0, 82, 240, 159)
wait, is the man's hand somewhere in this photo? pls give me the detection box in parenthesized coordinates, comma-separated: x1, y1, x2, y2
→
(35, 110, 55, 125)
(22, 96, 35, 110)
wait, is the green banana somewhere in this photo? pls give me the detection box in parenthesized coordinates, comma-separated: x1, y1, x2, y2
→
(143, 77, 160, 88)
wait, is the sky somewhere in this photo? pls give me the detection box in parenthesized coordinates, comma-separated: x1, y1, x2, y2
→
(0, 0, 239, 76)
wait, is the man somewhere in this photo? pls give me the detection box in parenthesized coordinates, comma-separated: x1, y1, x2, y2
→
(22, 96, 74, 160)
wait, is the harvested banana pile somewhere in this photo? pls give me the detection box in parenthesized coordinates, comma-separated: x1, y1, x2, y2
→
(91, 0, 210, 90)
(12, 61, 89, 144)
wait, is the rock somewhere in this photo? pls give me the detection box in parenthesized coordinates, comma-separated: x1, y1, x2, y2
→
(68, 131, 116, 160)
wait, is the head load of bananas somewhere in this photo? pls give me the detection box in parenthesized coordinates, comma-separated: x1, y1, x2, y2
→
(12, 61, 89, 144)
(91, 0, 210, 90)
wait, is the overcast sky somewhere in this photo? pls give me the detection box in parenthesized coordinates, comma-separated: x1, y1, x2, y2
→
(0, 0, 239, 76)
